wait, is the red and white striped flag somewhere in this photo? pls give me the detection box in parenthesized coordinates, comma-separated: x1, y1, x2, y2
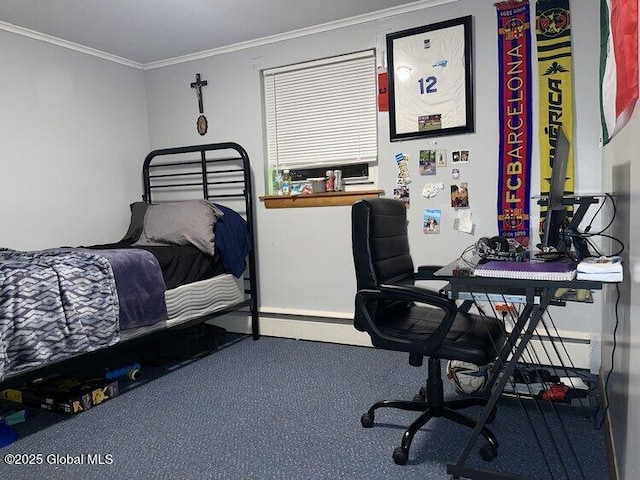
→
(600, 0, 639, 145)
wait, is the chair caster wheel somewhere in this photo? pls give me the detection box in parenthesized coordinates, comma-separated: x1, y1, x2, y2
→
(360, 412, 374, 428)
(479, 443, 498, 462)
(393, 446, 408, 465)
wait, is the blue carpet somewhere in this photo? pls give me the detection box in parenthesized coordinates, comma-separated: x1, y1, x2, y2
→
(2, 336, 609, 479)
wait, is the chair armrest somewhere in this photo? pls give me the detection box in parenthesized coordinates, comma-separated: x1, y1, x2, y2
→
(415, 265, 444, 280)
(355, 283, 458, 353)
(379, 283, 455, 313)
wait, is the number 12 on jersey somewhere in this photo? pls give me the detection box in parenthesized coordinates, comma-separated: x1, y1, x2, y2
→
(418, 76, 437, 95)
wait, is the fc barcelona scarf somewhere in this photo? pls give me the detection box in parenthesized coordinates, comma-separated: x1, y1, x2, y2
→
(536, 0, 575, 232)
(495, 1, 533, 246)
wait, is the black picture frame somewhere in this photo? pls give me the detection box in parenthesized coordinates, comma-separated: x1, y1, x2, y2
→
(387, 15, 474, 141)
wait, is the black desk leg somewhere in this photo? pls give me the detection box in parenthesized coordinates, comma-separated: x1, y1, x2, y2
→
(448, 286, 557, 479)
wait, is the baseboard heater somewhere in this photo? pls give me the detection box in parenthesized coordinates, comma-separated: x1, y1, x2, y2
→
(211, 309, 597, 372)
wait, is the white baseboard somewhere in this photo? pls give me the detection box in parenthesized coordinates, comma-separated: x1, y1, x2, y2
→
(210, 311, 594, 370)
(516, 331, 592, 371)
(210, 311, 372, 347)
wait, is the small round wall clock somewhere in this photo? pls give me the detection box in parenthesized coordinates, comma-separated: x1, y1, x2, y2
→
(197, 114, 208, 136)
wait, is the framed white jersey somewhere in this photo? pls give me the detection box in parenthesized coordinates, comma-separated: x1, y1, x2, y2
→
(387, 16, 474, 141)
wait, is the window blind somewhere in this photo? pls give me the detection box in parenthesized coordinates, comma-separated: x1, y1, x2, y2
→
(263, 50, 377, 171)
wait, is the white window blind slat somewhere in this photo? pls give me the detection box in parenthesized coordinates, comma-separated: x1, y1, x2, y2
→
(263, 50, 378, 172)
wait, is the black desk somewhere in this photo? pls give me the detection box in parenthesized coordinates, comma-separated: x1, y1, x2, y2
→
(434, 258, 604, 480)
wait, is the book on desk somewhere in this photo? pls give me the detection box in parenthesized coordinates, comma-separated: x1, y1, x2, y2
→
(576, 256, 623, 282)
(473, 260, 577, 281)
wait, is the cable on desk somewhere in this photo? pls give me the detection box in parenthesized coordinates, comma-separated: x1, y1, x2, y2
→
(571, 193, 625, 258)
(457, 243, 479, 269)
(578, 232, 625, 258)
(582, 193, 609, 233)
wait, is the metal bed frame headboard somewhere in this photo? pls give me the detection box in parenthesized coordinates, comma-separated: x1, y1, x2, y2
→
(141, 142, 259, 340)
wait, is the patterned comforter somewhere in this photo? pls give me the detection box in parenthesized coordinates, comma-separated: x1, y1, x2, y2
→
(0, 248, 167, 381)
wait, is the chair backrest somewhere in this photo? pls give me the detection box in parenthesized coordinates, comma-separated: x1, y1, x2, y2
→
(351, 198, 415, 290)
(351, 198, 416, 332)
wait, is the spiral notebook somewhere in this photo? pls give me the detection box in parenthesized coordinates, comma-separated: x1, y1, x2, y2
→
(474, 261, 576, 281)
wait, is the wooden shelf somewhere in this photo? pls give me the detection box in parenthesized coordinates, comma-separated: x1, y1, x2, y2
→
(259, 189, 383, 208)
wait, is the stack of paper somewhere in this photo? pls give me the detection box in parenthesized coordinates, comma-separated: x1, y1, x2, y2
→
(576, 256, 623, 282)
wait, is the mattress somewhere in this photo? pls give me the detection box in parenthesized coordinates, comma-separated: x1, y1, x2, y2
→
(165, 273, 245, 326)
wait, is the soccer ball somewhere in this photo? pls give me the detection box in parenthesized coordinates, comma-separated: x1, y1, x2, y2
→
(446, 360, 490, 394)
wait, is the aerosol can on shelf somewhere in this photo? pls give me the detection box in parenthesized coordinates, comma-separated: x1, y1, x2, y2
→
(334, 170, 343, 191)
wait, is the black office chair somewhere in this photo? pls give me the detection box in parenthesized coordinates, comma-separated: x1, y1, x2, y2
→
(351, 198, 506, 465)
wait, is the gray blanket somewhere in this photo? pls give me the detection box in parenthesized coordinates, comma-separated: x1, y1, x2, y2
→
(0, 247, 168, 381)
(0, 249, 120, 381)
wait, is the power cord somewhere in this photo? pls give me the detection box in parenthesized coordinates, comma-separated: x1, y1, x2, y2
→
(458, 243, 478, 269)
(596, 282, 621, 430)
(569, 193, 625, 258)
(582, 193, 611, 234)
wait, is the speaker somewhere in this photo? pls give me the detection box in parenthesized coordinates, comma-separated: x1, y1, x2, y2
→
(475, 236, 526, 262)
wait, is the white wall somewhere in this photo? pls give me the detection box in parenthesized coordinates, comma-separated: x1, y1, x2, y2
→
(600, 9, 640, 476)
(0, 1, 632, 475)
(601, 101, 640, 480)
(144, 0, 604, 338)
(0, 31, 150, 250)
(0, 2, 606, 366)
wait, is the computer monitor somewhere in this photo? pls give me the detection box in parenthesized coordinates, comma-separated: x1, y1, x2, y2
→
(541, 127, 570, 253)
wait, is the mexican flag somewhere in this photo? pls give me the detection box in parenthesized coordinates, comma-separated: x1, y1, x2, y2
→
(600, 0, 639, 145)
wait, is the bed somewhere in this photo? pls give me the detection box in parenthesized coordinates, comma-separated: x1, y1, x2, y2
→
(0, 142, 258, 384)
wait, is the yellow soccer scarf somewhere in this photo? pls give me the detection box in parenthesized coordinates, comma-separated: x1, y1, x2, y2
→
(536, 0, 575, 233)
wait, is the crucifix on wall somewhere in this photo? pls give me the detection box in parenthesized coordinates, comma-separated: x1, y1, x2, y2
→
(190, 73, 208, 135)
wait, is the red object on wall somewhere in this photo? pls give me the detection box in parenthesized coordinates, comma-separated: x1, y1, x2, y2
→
(377, 70, 389, 112)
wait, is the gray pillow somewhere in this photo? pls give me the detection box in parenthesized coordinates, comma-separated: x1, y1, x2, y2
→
(134, 200, 224, 256)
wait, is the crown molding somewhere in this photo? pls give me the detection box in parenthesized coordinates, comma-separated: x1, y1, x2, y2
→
(1, 0, 457, 71)
(0, 20, 144, 69)
(144, 0, 457, 70)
